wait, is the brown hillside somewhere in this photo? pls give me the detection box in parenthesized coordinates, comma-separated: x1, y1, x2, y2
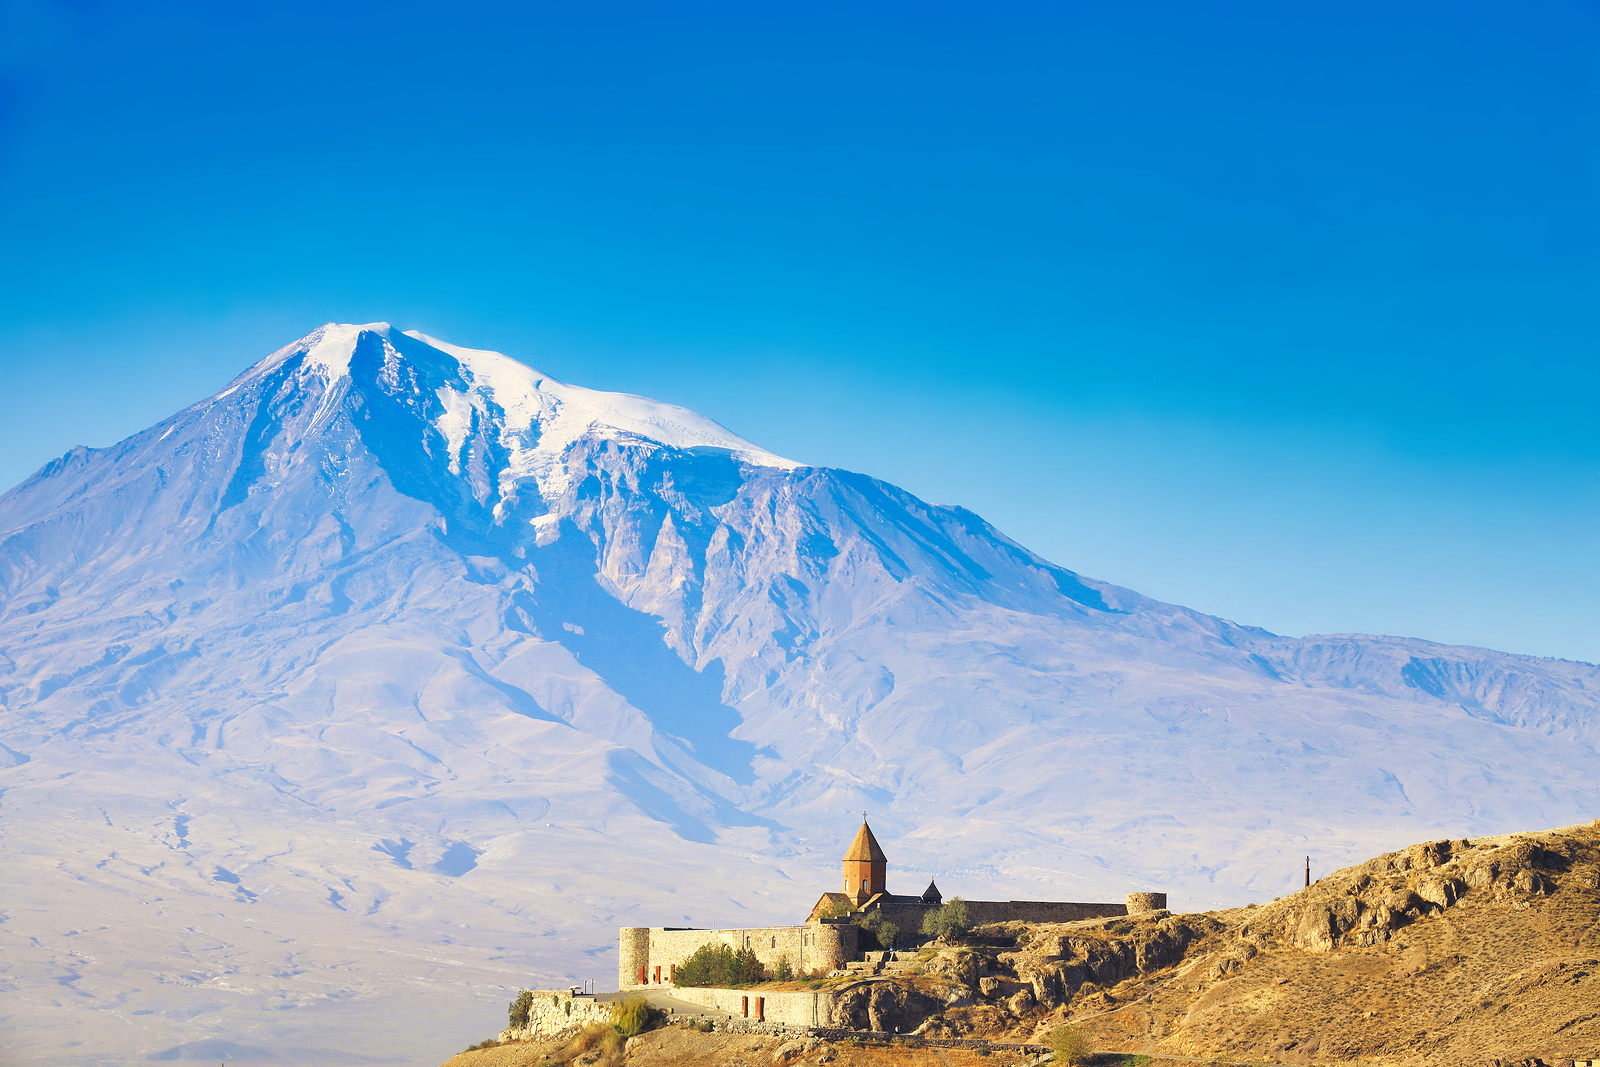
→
(971, 819, 1600, 1064)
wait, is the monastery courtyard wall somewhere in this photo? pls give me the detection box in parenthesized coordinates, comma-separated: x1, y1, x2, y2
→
(618, 921, 857, 990)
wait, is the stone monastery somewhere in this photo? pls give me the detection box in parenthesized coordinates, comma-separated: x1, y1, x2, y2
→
(619, 818, 1166, 989)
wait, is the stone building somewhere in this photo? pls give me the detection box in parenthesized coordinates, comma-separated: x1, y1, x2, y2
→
(617, 817, 1166, 990)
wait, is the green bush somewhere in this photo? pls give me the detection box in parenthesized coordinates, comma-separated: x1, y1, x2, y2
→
(919, 896, 972, 942)
(610, 995, 653, 1037)
(1105, 919, 1133, 936)
(463, 1037, 502, 1052)
(1044, 1023, 1091, 1066)
(854, 910, 899, 951)
(507, 989, 534, 1030)
(774, 956, 794, 981)
(671, 942, 766, 987)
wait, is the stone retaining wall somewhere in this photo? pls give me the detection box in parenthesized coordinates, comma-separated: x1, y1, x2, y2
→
(498, 990, 612, 1041)
(667, 986, 830, 1027)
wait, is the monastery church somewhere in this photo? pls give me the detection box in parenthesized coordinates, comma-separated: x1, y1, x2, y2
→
(619, 818, 1167, 989)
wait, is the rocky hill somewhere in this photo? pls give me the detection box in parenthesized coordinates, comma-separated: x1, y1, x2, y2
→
(905, 819, 1600, 1063)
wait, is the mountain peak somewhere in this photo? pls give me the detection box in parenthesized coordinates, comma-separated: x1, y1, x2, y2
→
(217, 322, 806, 479)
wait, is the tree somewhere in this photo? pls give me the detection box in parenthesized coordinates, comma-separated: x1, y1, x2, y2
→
(672, 942, 767, 987)
(1044, 1023, 1091, 1066)
(731, 946, 765, 985)
(507, 989, 534, 1030)
(920, 896, 972, 942)
(774, 956, 794, 981)
(855, 910, 899, 951)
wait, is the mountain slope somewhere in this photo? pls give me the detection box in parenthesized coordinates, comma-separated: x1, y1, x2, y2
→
(0, 323, 1595, 1067)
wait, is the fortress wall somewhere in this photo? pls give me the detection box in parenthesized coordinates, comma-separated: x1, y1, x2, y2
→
(872, 899, 1132, 936)
(667, 986, 830, 1027)
(619, 924, 858, 988)
(964, 900, 1128, 925)
(871, 901, 937, 935)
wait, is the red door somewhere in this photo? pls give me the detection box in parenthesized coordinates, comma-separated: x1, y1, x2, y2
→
(653, 965, 661, 984)
(756, 996, 765, 1021)
(637, 964, 647, 985)
(741, 996, 749, 1017)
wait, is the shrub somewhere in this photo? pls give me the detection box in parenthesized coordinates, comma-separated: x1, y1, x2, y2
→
(1105, 919, 1133, 936)
(565, 1022, 610, 1058)
(671, 942, 766, 987)
(774, 956, 794, 981)
(1044, 1023, 1091, 1066)
(610, 995, 653, 1037)
(508, 989, 535, 1030)
(463, 1037, 502, 1052)
(855, 910, 899, 951)
(919, 897, 972, 943)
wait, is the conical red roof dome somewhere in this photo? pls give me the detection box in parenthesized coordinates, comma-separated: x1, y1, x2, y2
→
(843, 819, 887, 863)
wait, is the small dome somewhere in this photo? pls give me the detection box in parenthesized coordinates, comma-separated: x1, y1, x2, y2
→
(921, 878, 942, 905)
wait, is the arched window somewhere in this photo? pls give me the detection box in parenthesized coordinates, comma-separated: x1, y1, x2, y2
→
(771, 936, 776, 948)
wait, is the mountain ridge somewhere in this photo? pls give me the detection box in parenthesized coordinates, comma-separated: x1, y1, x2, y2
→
(0, 323, 1594, 1067)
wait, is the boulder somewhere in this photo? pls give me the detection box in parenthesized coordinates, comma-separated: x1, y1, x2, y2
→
(1417, 875, 1464, 909)
(1513, 869, 1548, 894)
(772, 1038, 819, 1064)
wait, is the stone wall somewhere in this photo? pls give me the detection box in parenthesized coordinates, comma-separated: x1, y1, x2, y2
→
(965, 899, 1129, 925)
(498, 990, 613, 1041)
(618, 923, 858, 989)
(873, 898, 1131, 936)
(666, 986, 832, 1027)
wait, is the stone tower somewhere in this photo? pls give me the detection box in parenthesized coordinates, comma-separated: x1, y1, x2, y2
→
(843, 818, 887, 903)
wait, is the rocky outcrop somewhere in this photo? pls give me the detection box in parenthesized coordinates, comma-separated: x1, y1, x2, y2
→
(1268, 832, 1585, 955)
(823, 982, 943, 1033)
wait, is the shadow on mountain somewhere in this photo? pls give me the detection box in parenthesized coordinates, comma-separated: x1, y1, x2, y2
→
(433, 840, 480, 876)
(528, 523, 761, 786)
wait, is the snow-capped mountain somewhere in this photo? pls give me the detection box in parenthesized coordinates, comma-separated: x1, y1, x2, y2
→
(1, 323, 1595, 1067)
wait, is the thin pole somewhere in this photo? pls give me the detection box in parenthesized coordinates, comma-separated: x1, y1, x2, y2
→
(1304, 855, 1310, 888)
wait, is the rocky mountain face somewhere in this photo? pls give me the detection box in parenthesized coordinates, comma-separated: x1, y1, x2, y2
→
(0, 323, 1595, 1067)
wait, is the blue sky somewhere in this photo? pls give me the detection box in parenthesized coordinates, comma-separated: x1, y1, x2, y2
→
(1, 0, 1595, 660)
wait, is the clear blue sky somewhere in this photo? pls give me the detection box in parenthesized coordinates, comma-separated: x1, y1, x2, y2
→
(1, 0, 1595, 661)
